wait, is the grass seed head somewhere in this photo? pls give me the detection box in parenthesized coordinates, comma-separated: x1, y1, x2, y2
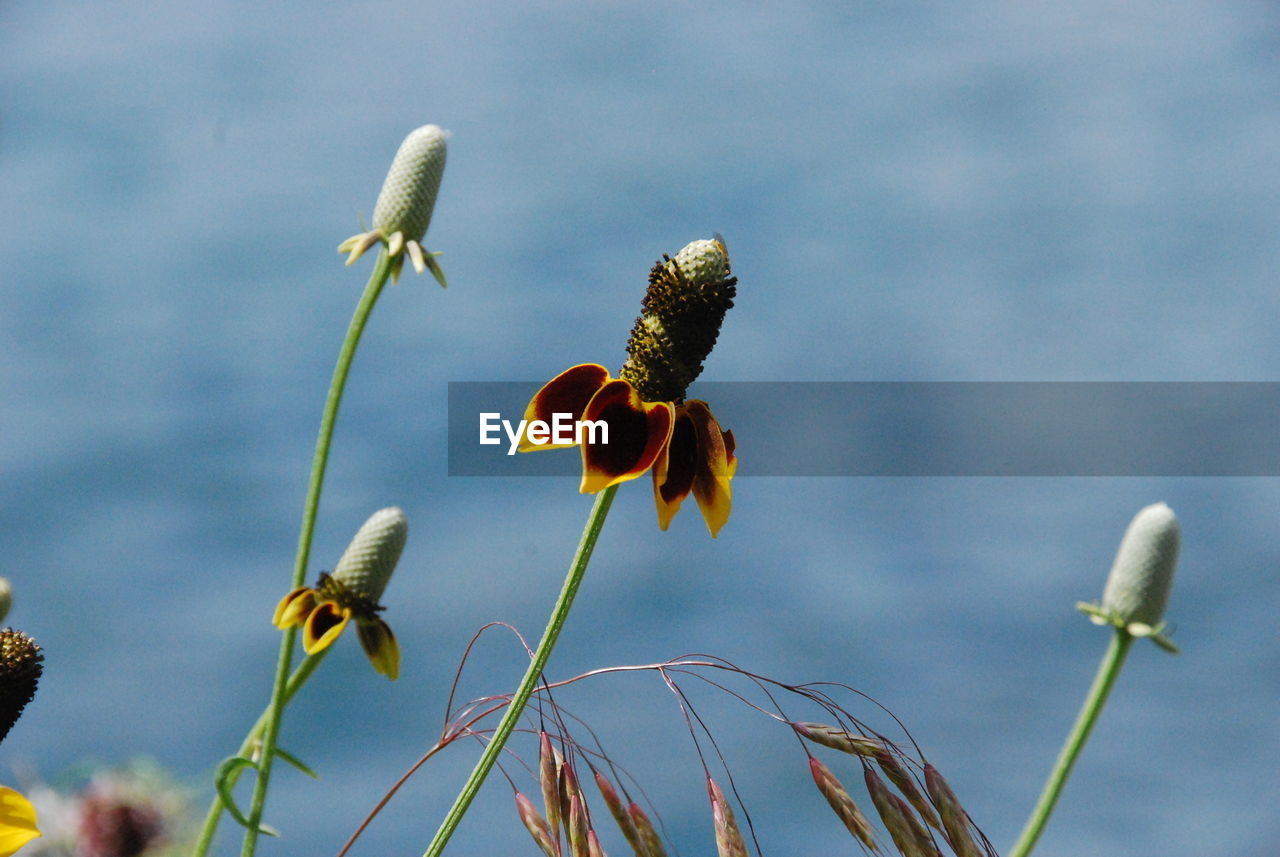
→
(875, 751, 940, 831)
(594, 771, 641, 854)
(516, 791, 561, 857)
(809, 757, 879, 852)
(568, 794, 590, 857)
(795, 722, 885, 757)
(708, 779, 750, 857)
(540, 733, 563, 847)
(923, 765, 984, 857)
(628, 802, 666, 857)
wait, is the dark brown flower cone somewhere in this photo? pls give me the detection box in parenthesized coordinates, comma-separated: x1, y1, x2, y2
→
(0, 629, 42, 744)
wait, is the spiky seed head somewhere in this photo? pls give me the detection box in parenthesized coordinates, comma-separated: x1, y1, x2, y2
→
(0, 629, 42, 744)
(923, 765, 984, 857)
(331, 507, 408, 603)
(372, 125, 448, 244)
(1100, 502, 1180, 632)
(620, 237, 737, 403)
(628, 802, 666, 857)
(0, 580, 11, 625)
(794, 722, 885, 757)
(809, 758, 878, 851)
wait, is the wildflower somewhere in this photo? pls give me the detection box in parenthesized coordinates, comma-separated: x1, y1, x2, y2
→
(520, 238, 738, 536)
(0, 630, 42, 744)
(273, 508, 408, 679)
(1078, 502, 1180, 652)
(0, 787, 39, 857)
(338, 125, 449, 286)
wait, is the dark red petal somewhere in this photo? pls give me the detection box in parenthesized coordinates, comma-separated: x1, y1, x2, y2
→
(519, 364, 612, 452)
(579, 380, 674, 493)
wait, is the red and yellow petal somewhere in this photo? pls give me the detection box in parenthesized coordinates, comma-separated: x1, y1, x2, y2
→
(272, 587, 319, 629)
(652, 409, 698, 530)
(357, 618, 400, 680)
(579, 380, 675, 494)
(684, 400, 733, 538)
(302, 601, 352, 654)
(519, 364, 612, 452)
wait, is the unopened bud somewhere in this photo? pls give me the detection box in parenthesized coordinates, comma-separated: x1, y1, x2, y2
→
(1080, 502, 1181, 651)
(0, 580, 11, 625)
(373, 125, 448, 246)
(331, 507, 408, 603)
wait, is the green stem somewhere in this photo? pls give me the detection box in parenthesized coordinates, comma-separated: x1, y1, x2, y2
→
(422, 485, 619, 857)
(238, 250, 395, 857)
(191, 652, 328, 857)
(1009, 629, 1134, 857)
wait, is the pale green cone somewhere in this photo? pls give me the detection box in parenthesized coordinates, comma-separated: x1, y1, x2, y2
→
(1079, 502, 1181, 651)
(671, 237, 731, 289)
(373, 125, 448, 247)
(0, 580, 10, 625)
(331, 507, 409, 603)
(339, 125, 449, 285)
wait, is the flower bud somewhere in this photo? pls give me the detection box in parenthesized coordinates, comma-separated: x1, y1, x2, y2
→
(373, 125, 448, 245)
(0, 630, 42, 744)
(1100, 502, 1180, 632)
(331, 507, 408, 604)
(620, 237, 737, 403)
(0, 580, 11, 625)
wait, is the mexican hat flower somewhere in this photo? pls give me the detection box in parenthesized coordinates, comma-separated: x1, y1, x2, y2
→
(273, 507, 408, 679)
(338, 125, 449, 286)
(520, 237, 738, 537)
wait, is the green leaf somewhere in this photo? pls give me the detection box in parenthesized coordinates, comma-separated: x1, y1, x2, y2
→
(214, 756, 279, 836)
(274, 747, 319, 779)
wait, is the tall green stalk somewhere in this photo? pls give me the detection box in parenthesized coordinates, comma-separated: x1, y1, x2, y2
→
(232, 249, 394, 857)
(1009, 629, 1134, 857)
(422, 484, 618, 857)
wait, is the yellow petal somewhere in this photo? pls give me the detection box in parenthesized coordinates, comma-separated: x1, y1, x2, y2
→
(684, 400, 733, 537)
(357, 619, 400, 680)
(272, 587, 318, 629)
(302, 602, 352, 654)
(579, 381, 674, 494)
(0, 787, 39, 857)
(519, 364, 612, 452)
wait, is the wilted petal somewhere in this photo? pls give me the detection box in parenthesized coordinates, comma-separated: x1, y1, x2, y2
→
(520, 364, 613, 452)
(303, 602, 352, 654)
(579, 381, 674, 494)
(357, 618, 400, 680)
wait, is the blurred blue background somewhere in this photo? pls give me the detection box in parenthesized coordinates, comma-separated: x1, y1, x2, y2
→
(3, 2, 1279, 856)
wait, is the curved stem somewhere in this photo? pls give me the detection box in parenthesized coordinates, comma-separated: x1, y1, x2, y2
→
(237, 250, 395, 857)
(1008, 629, 1134, 857)
(191, 652, 328, 857)
(422, 484, 619, 857)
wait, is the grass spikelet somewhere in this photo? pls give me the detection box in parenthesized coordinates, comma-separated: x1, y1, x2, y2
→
(923, 765, 983, 857)
(568, 794, 590, 857)
(588, 830, 609, 857)
(561, 762, 582, 843)
(865, 769, 933, 857)
(794, 722, 885, 757)
(809, 757, 880, 853)
(516, 790, 561, 857)
(594, 770, 642, 855)
(540, 733, 563, 851)
(875, 750, 941, 831)
(708, 779, 750, 857)
(628, 802, 666, 857)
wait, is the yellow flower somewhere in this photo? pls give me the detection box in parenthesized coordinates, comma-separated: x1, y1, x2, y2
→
(0, 787, 39, 857)
(520, 238, 738, 537)
(273, 508, 408, 679)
